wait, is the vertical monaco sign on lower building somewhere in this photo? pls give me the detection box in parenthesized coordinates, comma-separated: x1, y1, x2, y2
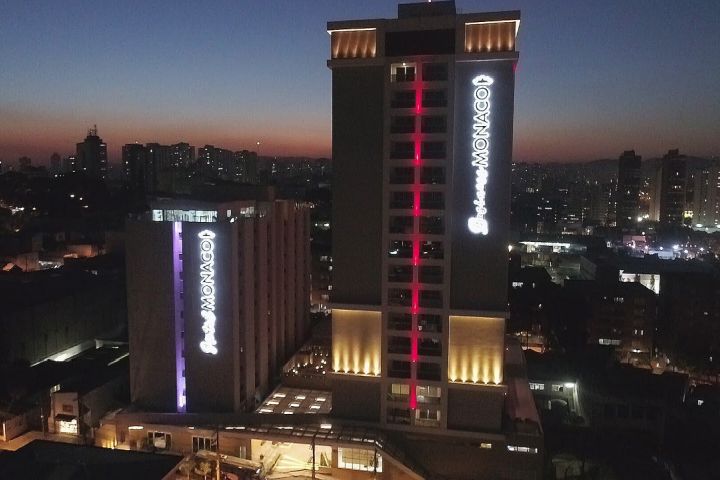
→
(198, 230, 218, 355)
(468, 74, 493, 236)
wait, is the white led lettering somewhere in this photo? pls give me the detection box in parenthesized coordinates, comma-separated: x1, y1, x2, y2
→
(198, 230, 218, 355)
(468, 74, 493, 235)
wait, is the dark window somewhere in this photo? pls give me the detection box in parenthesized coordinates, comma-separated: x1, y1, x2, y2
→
(388, 288, 412, 307)
(417, 362, 441, 381)
(420, 216, 444, 234)
(391, 116, 415, 134)
(419, 289, 443, 308)
(391, 90, 416, 109)
(421, 141, 445, 159)
(422, 90, 447, 108)
(388, 336, 411, 354)
(391, 141, 415, 159)
(419, 266, 443, 284)
(388, 313, 412, 331)
(422, 63, 448, 81)
(418, 338, 442, 357)
(385, 30, 455, 56)
(390, 167, 414, 184)
(389, 215, 413, 234)
(388, 265, 413, 283)
(421, 116, 446, 134)
(420, 191, 443, 210)
(421, 167, 444, 184)
(389, 360, 411, 379)
(390, 191, 414, 209)
(387, 407, 411, 424)
(418, 314, 442, 333)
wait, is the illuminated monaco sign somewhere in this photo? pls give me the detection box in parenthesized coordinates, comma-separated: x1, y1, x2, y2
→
(198, 230, 218, 355)
(467, 74, 493, 236)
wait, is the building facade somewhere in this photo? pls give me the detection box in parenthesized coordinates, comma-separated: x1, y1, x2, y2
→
(75, 125, 108, 180)
(328, 3, 542, 478)
(126, 188, 311, 413)
(616, 150, 641, 229)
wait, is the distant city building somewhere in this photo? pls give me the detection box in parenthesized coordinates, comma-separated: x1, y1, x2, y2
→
(75, 125, 108, 179)
(567, 280, 656, 366)
(62, 155, 79, 173)
(49, 152, 61, 174)
(616, 150, 641, 228)
(691, 158, 720, 228)
(17, 156, 32, 170)
(653, 149, 688, 225)
(126, 187, 311, 413)
(170, 142, 195, 169)
(122, 143, 153, 193)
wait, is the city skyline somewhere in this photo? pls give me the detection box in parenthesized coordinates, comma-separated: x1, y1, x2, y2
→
(1, 0, 719, 164)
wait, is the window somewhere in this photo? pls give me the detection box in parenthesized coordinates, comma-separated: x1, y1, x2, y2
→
(388, 240, 413, 258)
(420, 216, 444, 234)
(418, 314, 442, 333)
(419, 290, 443, 308)
(421, 116, 447, 134)
(389, 191, 414, 209)
(192, 436, 216, 452)
(422, 63, 448, 81)
(419, 265, 442, 284)
(391, 90, 416, 109)
(388, 383, 410, 401)
(388, 265, 413, 283)
(389, 360, 411, 379)
(415, 408, 441, 424)
(417, 362, 441, 381)
(392, 64, 415, 82)
(422, 89, 447, 108)
(529, 383, 545, 391)
(391, 116, 415, 134)
(387, 407, 411, 425)
(388, 336, 411, 354)
(420, 191, 443, 210)
(416, 385, 442, 403)
(390, 167, 414, 184)
(421, 141, 446, 159)
(421, 167, 445, 184)
(388, 288, 412, 307)
(419, 241, 443, 259)
(390, 141, 415, 159)
(551, 384, 564, 392)
(388, 312, 412, 331)
(389, 215, 413, 234)
(418, 338, 442, 356)
(147, 431, 172, 450)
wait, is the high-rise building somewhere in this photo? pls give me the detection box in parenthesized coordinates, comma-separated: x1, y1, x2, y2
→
(126, 186, 311, 413)
(692, 159, 720, 228)
(50, 153, 61, 174)
(616, 150, 641, 229)
(62, 155, 79, 174)
(656, 149, 687, 226)
(75, 125, 108, 179)
(328, 2, 541, 477)
(170, 142, 195, 169)
(122, 143, 152, 193)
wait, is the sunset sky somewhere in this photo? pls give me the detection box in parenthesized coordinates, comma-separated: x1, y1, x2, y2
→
(1, 0, 719, 165)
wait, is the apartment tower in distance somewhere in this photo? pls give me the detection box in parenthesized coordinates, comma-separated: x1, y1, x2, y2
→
(329, 2, 542, 478)
(616, 150, 641, 229)
(76, 125, 108, 180)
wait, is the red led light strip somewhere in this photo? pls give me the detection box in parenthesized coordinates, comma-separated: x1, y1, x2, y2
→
(409, 78, 423, 411)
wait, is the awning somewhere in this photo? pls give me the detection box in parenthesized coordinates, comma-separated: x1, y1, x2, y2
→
(54, 414, 77, 422)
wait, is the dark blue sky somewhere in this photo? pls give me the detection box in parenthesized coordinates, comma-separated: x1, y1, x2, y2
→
(1, 0, 718, 163)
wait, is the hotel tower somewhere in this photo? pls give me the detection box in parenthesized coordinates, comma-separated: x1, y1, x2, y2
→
(329, 3, 541, 476)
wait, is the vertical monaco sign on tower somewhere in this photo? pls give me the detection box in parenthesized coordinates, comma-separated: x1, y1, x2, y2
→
(198, 230, 218, 355)
(468, 74, 493, 236)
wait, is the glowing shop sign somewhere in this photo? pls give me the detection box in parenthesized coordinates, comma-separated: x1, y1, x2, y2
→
(198, 230, 218, 355)
(467, 74, 493, 235)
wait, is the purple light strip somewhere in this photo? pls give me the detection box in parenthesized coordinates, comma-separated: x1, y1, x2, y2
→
(172, 221, 186, 411)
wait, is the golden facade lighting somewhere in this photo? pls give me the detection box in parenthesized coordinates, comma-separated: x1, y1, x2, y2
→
(332, 309, 381, 376)
(448, 315, 504, 385)
(330, 29, 377, 59)
(465, 20, 519, 53)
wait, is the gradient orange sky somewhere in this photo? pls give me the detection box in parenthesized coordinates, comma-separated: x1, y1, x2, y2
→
(1, 0, 719, 166)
